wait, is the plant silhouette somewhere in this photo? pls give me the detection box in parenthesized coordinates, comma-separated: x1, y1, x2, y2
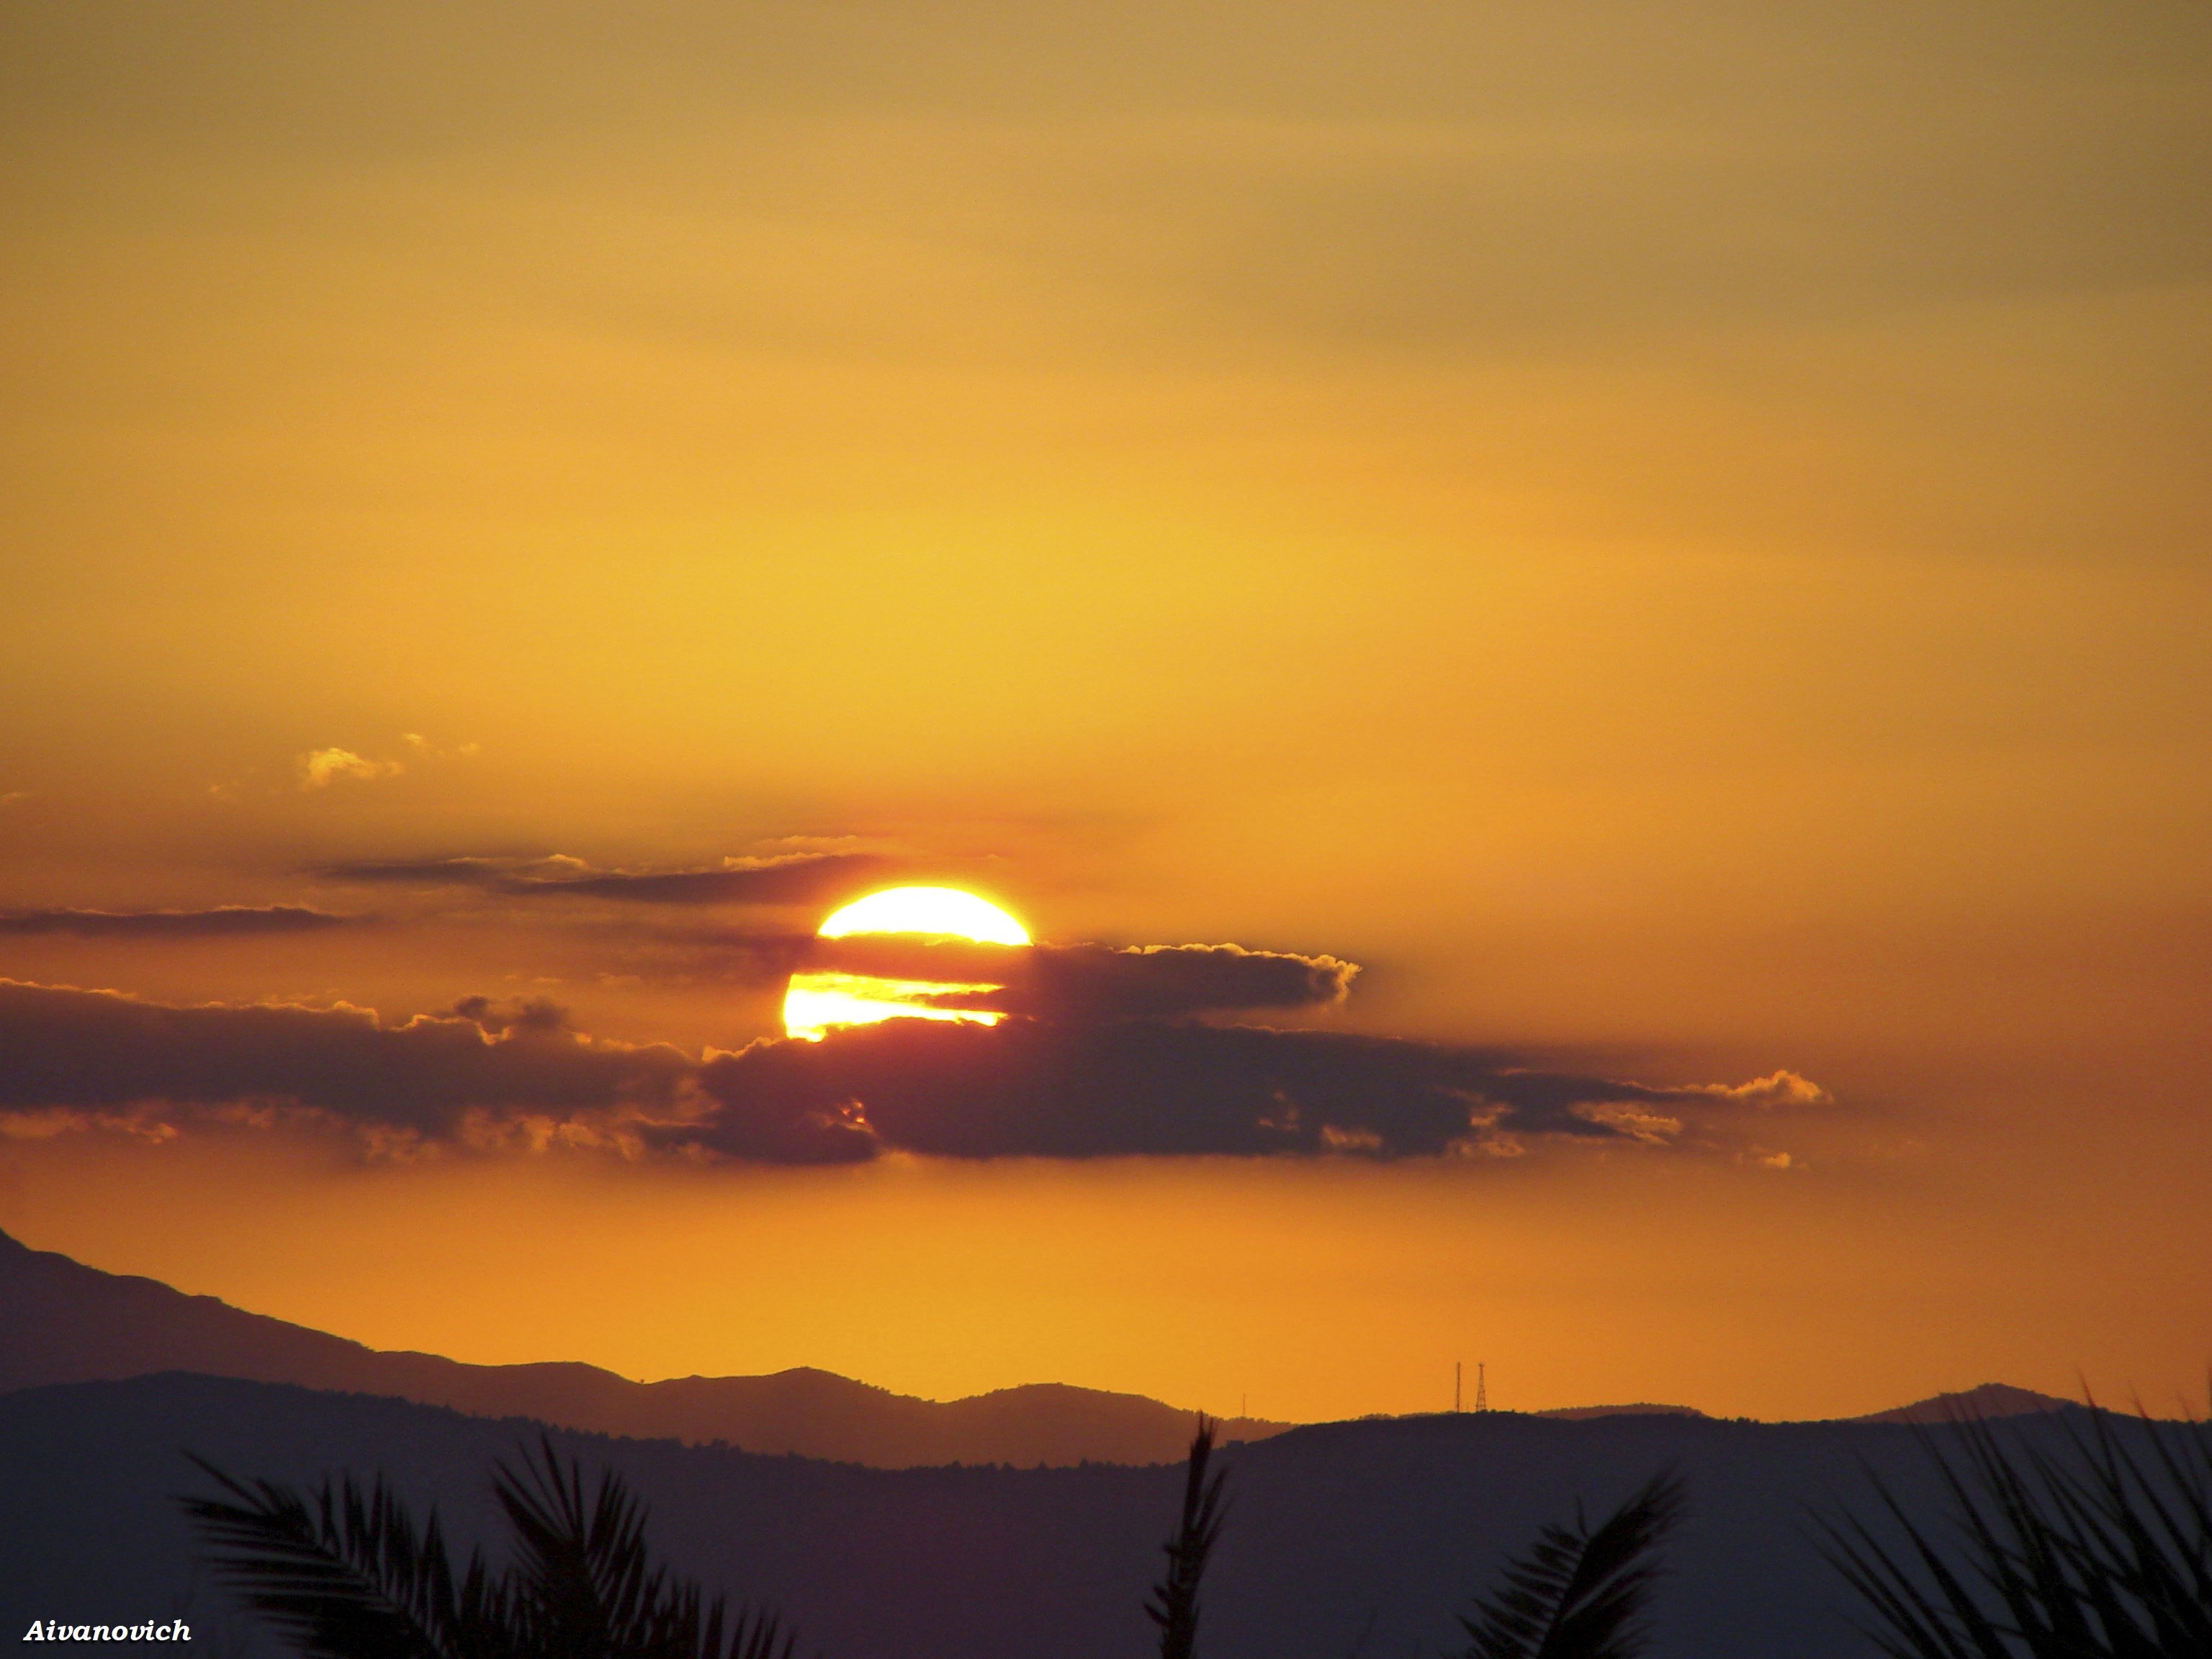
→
(1146, 1416, 1229, 1659)
(1818, 1406, 2212, 1658)
(179, 1434, 796, 1659)
(1452, 1469, 1687, 1659)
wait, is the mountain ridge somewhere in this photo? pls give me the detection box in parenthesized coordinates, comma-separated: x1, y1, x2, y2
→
(0, 1226, 2084, 1463)
(1, 1371, 2178, 1659)
(0, 1226, 1287, 1465)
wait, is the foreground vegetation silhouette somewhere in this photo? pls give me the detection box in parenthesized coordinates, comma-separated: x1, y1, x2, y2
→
(1820, 1406, 2212, 1658)
(183, 1405, 2211, 1658)
(1454, 1469, 1687, 1659)
(1143, 1418, 1683, 1659)
(1145, 1418, 1230, 1659)
(181, 1434, 795, 1659)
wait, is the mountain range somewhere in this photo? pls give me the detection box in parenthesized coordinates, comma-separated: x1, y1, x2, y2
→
(1, 1372, 2175, 1659)
(0, 1226, 1287, 1465)
(0, 1227, 2080, 1465)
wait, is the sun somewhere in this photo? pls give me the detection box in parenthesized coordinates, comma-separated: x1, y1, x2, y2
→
(783, 886, 1030, 1040)
(818, 886, 1031, 946)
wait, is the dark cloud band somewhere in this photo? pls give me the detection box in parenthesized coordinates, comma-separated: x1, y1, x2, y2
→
(669, 1017, 1800, 1164)
(0, 907, 359, 938)
(514, 855, 891, 904)
(313, 853, 892, 906)
(0, 981, 1822, 1165)
(0, 981, 688, 1135)
(798, 939, 1357, 1020)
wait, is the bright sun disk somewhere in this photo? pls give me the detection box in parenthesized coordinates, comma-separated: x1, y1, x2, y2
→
(783, 886, 1030, 1040)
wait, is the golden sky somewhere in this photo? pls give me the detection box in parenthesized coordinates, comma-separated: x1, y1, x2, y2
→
(1, 1, 2208, 1421)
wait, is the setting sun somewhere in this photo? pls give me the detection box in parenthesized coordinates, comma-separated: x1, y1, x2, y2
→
(819, 887, 1031, 946)
(784, 886, 1030, 1040)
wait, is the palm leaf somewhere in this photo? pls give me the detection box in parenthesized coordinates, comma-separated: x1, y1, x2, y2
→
(179, 1455, 507, 1659)
(1456, 1469, 1687, 1659)
(1146, 1416, 1231, 1659)
(489, 1435, 794, 1659)
(1815, 1406, 2212, 1658)
(182, 1439, 795, 1659)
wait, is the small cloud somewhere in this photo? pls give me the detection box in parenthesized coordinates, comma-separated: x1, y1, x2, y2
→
(1574, 1102, 1684, 1144)
(1, 790, 29, 805)
(299, 748, 405, 789)
(1697, 1071, 1833, 1110)
(1318, 1123, 1385, 1154)
(742, 835, 897, 857)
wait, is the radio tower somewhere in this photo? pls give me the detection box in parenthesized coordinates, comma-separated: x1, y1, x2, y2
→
(1474, 1362, 1488, 1413)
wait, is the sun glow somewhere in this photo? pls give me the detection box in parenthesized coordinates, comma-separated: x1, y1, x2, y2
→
(783, 886, 1030, 1040)
(818, 887, 1031, 946)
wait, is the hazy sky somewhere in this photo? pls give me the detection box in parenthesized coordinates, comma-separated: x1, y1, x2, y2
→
(1, 1, 2207, 1421)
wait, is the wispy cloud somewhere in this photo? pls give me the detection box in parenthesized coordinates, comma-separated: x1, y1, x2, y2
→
(0, 906, 361, 938)
(298, 748, 405, 789)
(311, 851, 894, 905)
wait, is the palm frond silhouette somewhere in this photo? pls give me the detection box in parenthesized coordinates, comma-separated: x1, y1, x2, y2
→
(1817, 1406, 2212, 1658)
(1145, 1415, 1229, 1659)
(1454, 1469, 1686, 1659)
(180, 1434, 795, 1659)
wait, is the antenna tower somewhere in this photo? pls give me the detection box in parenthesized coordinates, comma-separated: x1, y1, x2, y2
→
(1455, 1361, 1462, 1413)
(1475, 1362, 1488, 1413)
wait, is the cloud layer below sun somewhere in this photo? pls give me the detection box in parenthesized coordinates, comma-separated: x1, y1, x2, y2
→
(0, 974, 1825, 1166)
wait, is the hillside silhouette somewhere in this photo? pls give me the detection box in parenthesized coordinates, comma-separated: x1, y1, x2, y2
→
(0, 1227, 1286, 1466)
(0, 1228, 2082, 1460)
(1, 1373, 2189, 1659)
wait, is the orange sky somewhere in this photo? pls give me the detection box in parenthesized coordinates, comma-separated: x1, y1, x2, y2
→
(1, 1, 2207, 1421)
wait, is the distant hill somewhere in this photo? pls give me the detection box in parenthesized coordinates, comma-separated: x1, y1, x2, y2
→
(0, 1227, 1285, 1466)
(1534, 1402, 1709, 1421)
(1, 1372, 2184, 1659)
(1848, 1381, 2082, 1424)
(0, 1227, 2095, 1464)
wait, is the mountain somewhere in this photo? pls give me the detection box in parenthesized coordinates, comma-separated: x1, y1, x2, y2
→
(1848, 1381, 2082, 1424)
(1534, 1401, 1709, 1420)
(2, 1372, 2188, 1659)
(0, 1226, 1285, 1466)
(1526, 1388, 2087, 1426)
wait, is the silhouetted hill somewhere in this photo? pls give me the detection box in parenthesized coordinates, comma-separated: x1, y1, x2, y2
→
(0, 1227, 1284, 1465)
(4, 1374, 2195, 1658)
(1847, 1381, 2082, 1424)
(1534, 1402, 1709, 1420)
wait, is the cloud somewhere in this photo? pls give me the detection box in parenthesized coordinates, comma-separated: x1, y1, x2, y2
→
(665, 1017, 1803, 1164)
(1691, 1070, 1833, 1109)
(312, 855, 565, 887)
(0, 981, 690, 1142)
(0, 982, 1819, 1167)
(512, 853, 894, 905)
(0, 906, 361, 938)
(311, 852, 892, 906)
(298, 748, 404, 788)
(801, 938, 1358, 1020)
